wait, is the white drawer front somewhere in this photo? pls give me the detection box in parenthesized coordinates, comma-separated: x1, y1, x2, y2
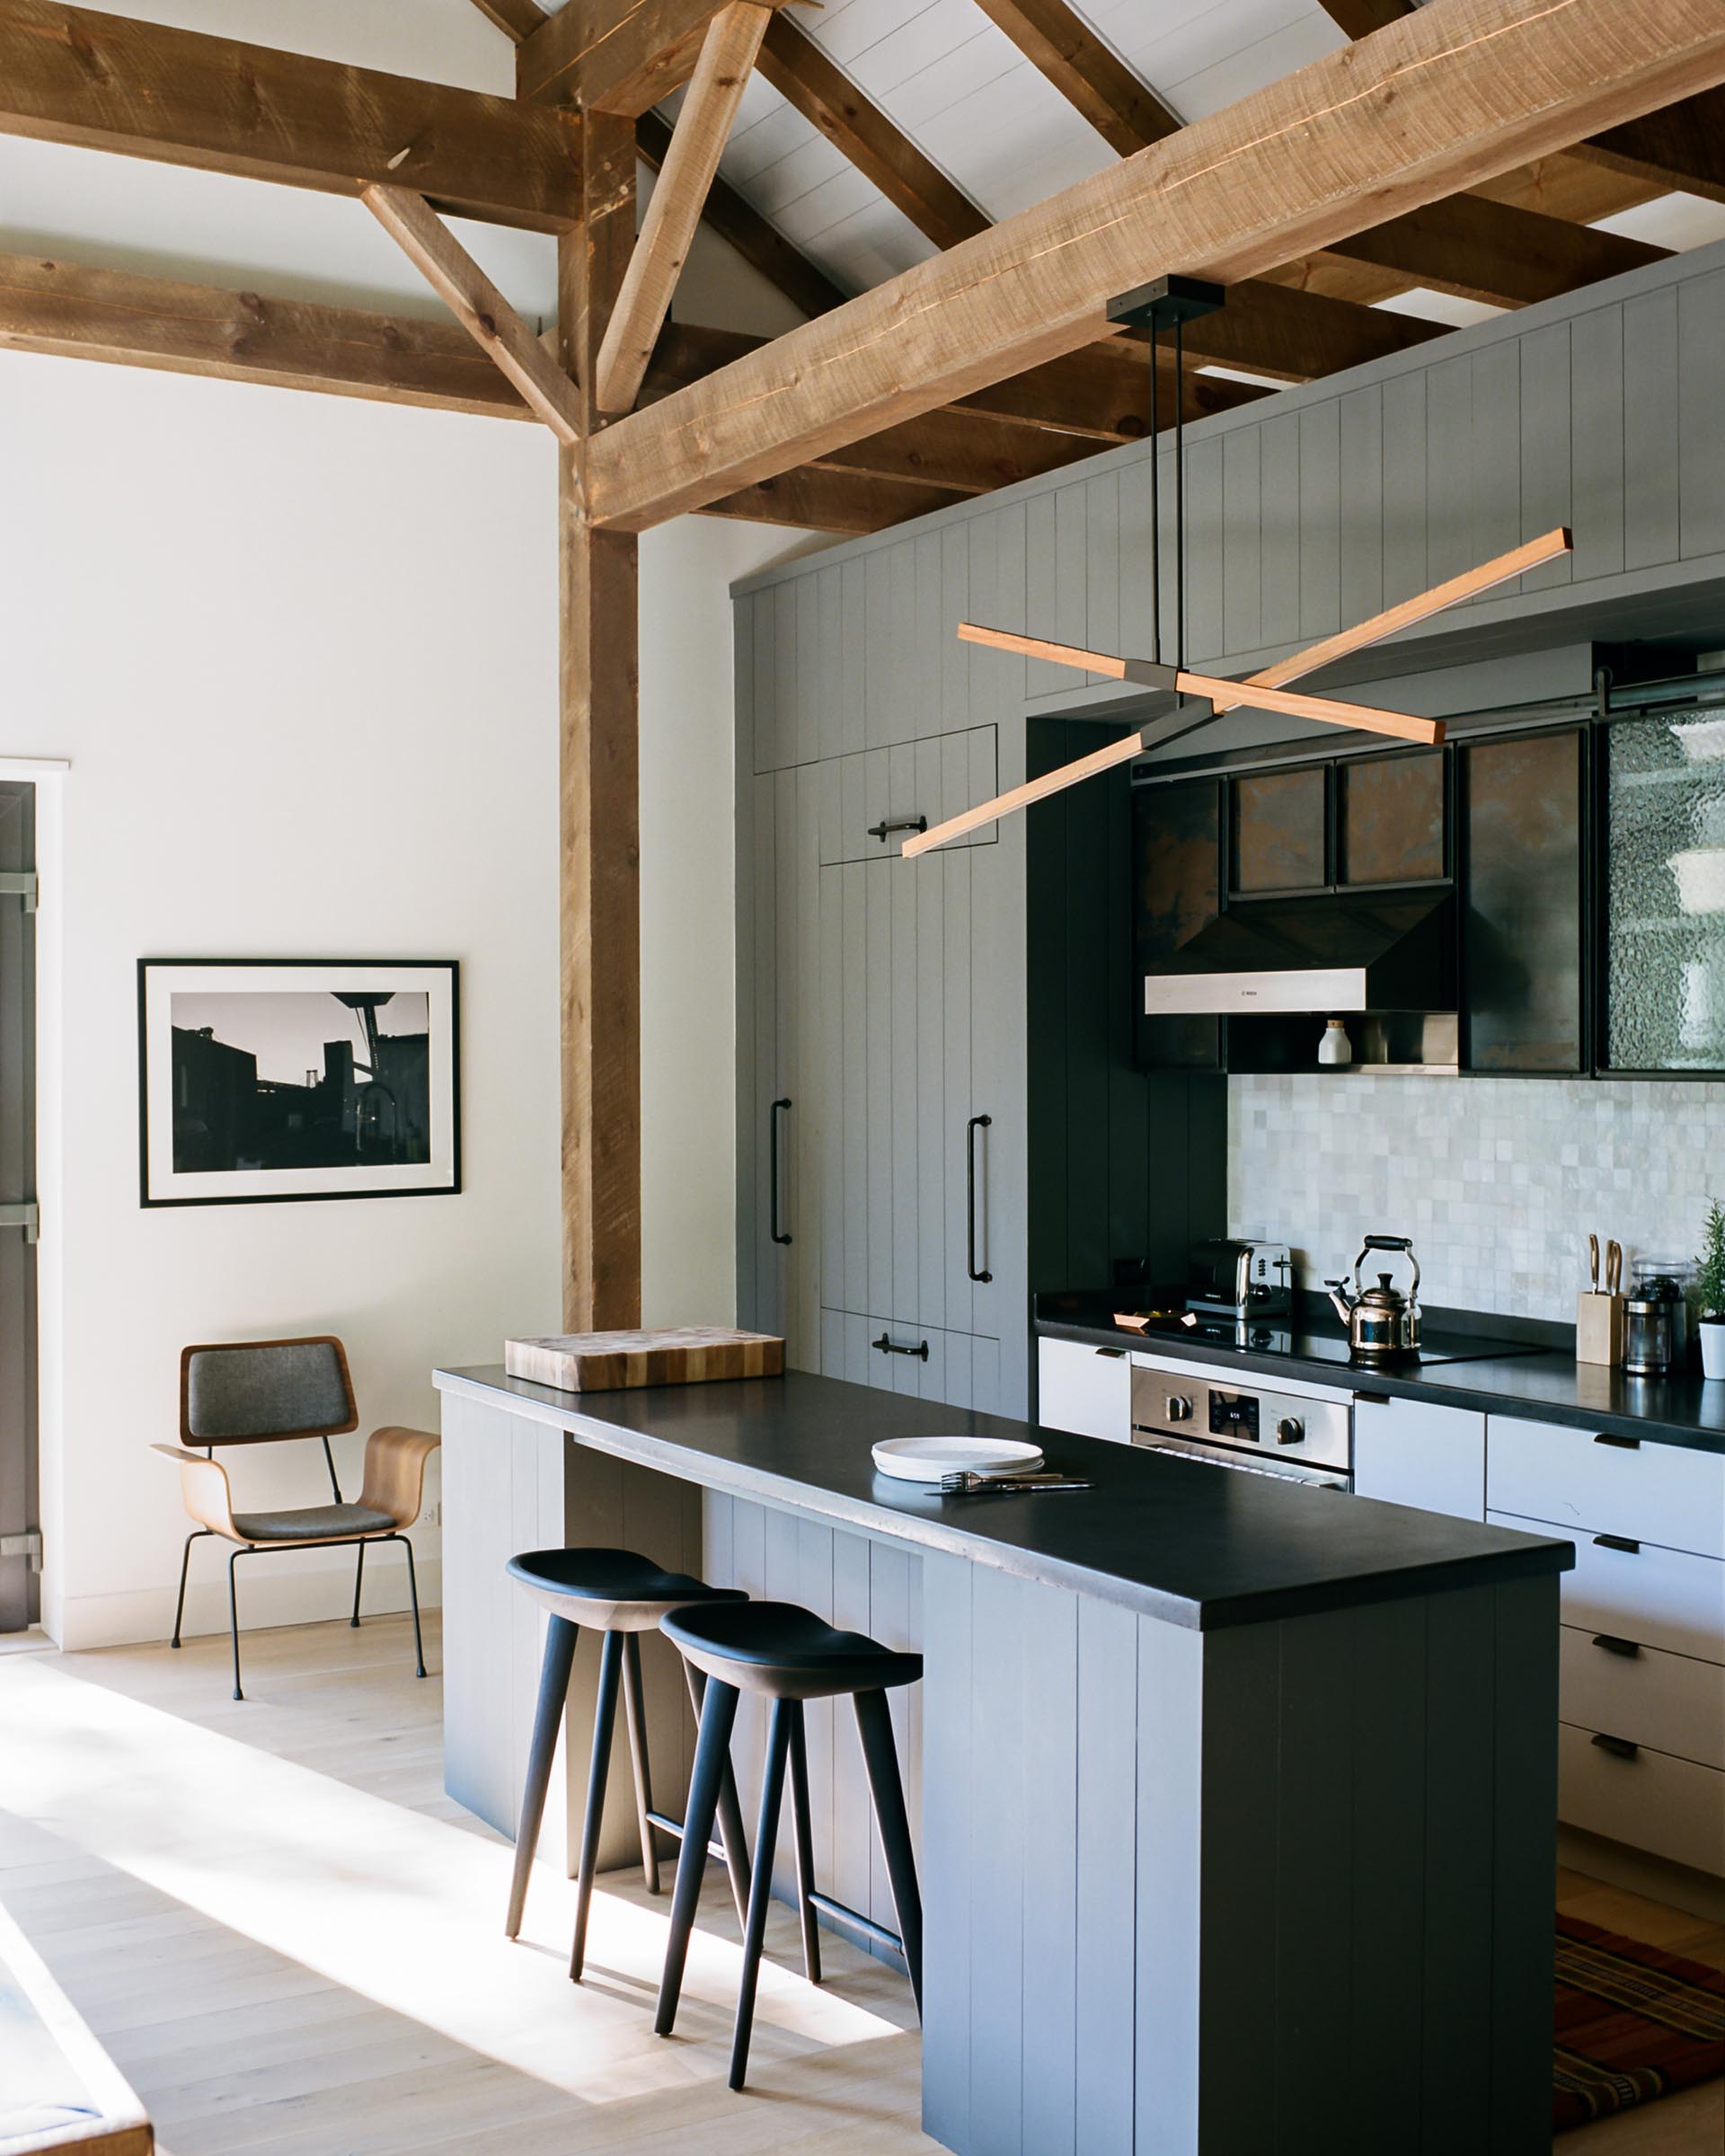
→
(1354, 1398, 1485, 1519)
(1559, 1626, 1725, 1771)
(1487, 1415, 1725, 1560)
(1558, 1722, 1725, 1877)
(1037, 1337, 1130, 1445)
(1488, 1511, 1725, 1665)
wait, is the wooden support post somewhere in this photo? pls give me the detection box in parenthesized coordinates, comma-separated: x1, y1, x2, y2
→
(560, 113, 641, 1330)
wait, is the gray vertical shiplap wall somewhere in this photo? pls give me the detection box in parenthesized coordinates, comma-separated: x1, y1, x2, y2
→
(737, 243, 1725, 1419)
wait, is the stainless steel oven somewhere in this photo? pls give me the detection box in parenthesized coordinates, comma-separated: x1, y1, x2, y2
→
(1128, 1355, 1354, 1489)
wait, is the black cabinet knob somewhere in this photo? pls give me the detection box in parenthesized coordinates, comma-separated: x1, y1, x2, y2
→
(1166, 1395, 1193, 1422)
(1276, 1416, 1305, 1446)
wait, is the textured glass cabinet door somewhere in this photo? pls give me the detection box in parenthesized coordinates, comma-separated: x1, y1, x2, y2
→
(1606, 711, 1725, 1072)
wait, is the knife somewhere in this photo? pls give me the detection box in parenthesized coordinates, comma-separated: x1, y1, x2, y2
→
(1606, 1239, 1622, 1295)
(1588, 1233, 1600, 1292)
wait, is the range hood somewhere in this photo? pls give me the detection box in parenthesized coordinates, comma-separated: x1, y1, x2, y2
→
(1143, 892, 1455, 1016)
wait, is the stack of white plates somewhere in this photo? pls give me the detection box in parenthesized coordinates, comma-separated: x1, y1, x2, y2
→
(871, 1436, 1045, 1484)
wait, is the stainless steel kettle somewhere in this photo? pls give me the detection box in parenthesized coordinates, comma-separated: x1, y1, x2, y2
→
(1326, 1234, 1422, 1360)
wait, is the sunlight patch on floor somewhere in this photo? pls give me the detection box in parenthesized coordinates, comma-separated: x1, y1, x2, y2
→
(0, 1656, 899, 2104)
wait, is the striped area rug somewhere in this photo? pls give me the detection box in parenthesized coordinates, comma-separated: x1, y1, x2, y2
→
(1555, 1912, 1725, 2132)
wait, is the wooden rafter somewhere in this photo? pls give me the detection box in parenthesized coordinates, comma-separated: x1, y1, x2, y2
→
(519, 0, 792, 116)
(467, 0, 548, 37)
(361, 185, 583, 456)
(991, 0, 1668, 311)
(597, 2, 770, 412)
(970, 0, 1180, 156)
(0, 0, 581, 231)
(585, 0, 1725, 531)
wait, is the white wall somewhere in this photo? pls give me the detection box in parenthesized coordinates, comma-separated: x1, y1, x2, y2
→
(0, 341, 818, 1650)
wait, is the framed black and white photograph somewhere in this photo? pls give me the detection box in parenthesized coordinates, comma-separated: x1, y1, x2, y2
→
(138, 959, 460, 1206)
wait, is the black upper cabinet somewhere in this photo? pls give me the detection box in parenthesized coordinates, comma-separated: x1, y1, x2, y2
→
(1338, 750, 1447, 886)
(1231, 767, 1327, 894)
(1460, 728, 1587, 1074)
(1133, 778, 1223, 1072)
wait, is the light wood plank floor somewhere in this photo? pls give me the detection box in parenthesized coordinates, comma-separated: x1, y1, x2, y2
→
(0, 1615, 1719, 2152)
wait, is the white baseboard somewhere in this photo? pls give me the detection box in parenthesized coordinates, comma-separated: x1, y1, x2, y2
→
(54, 1549, 442, 1652)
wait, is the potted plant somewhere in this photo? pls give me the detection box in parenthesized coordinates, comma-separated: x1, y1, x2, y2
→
(1696, 1199, 1725, 1380)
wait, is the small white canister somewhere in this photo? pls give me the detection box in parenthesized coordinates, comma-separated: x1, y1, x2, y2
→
(1317, 1017, 1353, 1067)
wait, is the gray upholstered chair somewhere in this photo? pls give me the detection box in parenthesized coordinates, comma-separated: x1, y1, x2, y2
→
(153, 1336, 437, 1700)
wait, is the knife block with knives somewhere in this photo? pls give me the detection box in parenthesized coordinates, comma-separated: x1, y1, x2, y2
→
(1577, 1233, 1624, 1365)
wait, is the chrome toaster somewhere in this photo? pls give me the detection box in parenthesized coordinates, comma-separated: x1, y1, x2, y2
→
(1185, 1239, 1294, 1319)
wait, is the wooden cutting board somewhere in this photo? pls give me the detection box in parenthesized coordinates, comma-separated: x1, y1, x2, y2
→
(504, 1327, 785, 1393)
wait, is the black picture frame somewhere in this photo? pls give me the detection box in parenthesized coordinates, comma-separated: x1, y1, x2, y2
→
(137, 958, 462, 1207)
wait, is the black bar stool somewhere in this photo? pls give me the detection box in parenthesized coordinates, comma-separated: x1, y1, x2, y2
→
(653, 1599, 924, 2090)
(503, 1547, 754, 1982)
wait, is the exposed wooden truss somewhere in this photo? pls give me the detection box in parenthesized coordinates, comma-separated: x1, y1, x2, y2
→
(361, 185, 583, 455)
(0, 0, 581, 230)
(584, 0, 1725, 531)
(970, 0, 1181, 157)
(596, 1, 770, 413)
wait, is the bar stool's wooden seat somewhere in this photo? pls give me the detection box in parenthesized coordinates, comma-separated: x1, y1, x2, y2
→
(503, 1547, 753, 1982)
(654, 1599, 924, 2090)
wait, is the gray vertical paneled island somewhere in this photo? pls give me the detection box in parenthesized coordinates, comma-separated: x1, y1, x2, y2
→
(437, 1364, 1572, 2154)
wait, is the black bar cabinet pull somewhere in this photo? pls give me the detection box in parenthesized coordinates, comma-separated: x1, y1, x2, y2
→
(967, 1114, 993, 1284)
(867, 815, 928, 843)
(1593, 1533, 1641, 1554)
(1593, 1432, 1641, 1451)
(1589, 1732, 1640, 1762)
(769, 1098, 792, 1245)
(873, 1333, 929, 1361)
(1591, 1633, 1641, 1658)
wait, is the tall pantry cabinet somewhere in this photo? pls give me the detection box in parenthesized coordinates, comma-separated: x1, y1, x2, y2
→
(735, 517, 1033, 1417)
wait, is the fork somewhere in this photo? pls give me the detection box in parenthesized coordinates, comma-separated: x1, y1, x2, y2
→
(938, 1470, 1093, 1494)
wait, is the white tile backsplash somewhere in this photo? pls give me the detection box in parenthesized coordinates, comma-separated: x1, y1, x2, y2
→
(1228, 1074, 1725, 1322)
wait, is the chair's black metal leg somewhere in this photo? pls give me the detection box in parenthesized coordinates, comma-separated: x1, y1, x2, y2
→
(349, 1540, 366, 1628)
(571, 1629, 624, 1983)
(619, 1632, 660, 1894)
(320, 1433, 344, 1503)
(730, 1698, 792, 2092)
(854, 1690, 922, 2014)
(683, 1661, 751, 1927)
(786, 1701, 821, 1985)
(397, 1535, 427, 1678)
(170, 1529, 208, 1649)
(654, 1676, 739, 2037)
(227, 1547, 246, 1702)
(506, 1614, 577, 1939)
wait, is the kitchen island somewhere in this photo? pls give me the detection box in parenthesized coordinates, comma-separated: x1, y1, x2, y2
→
(435, 1363, 1572, 2155)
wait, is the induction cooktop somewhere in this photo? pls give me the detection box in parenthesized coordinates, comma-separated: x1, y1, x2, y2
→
(1120, 1311, 1545, 1369)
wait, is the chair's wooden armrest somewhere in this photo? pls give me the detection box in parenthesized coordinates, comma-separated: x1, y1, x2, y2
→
(150, 1444, 235, 1540)
(358, 1427, 439, 1528)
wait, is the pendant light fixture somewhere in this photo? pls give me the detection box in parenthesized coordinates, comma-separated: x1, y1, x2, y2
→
(901, 277, 1572, 860)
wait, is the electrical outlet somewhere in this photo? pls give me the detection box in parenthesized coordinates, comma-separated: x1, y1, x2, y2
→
(422, 1501, 441, 1529)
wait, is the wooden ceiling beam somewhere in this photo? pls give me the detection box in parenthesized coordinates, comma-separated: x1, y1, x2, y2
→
(995, 0, 1667, 312)
(361, 183, 583, 455)
(0, 0, 581, 231)
(597, 2, 771, 412)
(467, 0, 548, 37)
(583, 0, 1725, 530)
(518, 0, 794, 116)
(1574, 87, 1725, 205)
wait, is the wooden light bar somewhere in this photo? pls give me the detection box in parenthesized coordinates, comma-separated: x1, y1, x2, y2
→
(905, 529, 1574, 858)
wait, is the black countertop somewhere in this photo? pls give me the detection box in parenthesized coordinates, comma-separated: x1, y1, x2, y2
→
(435, 1363, 1570, 1633)
(1036, 1293, 1725, 1456)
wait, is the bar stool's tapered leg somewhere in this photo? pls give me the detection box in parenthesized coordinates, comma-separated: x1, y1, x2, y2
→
(655, 1678, 740, 2037)
(730, 1699, 792, 2092)
(684, 1662, 752, 1926)
(854, 1690, 923, 2014)
(619, 1632, 660, 1894)
(571, 1629, 624, 1982)
(399, 1535, 427, 1679)
(227, 1548, 247, 1701)
(786, 1701, 822, 1985)
(506, 1614, 578, 1940)
(349, 1541, 365, 1627)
